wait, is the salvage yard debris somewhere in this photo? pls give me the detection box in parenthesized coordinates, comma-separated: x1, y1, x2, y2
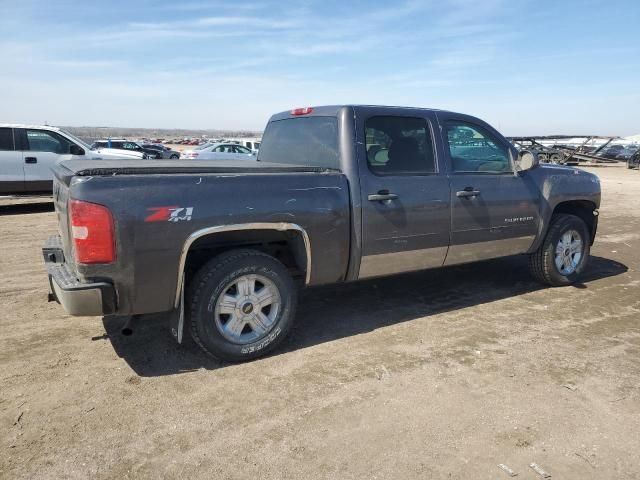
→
(530, 462, 552, 478)
(498, 463, 518, 476)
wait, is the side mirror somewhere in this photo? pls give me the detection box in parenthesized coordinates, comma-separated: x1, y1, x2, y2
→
(515, 149, 539, 173)
(70, 144, 85, 156)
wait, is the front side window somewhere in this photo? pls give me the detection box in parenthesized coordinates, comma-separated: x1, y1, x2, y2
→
(235, 145, 252, 154)
(0, 128, 14, 151)
(446, 122, 511, 173)
(25, 129, 72, 154)
(258, 117, 339, 169)
(365, 116, 436, 175)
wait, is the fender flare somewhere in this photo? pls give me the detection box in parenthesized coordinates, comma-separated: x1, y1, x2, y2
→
(173, 222, 311, 308)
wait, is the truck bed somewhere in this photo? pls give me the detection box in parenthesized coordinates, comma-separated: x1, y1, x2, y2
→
(51, 158, 351, 316)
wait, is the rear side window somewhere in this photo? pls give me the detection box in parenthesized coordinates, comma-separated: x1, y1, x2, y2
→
(365, 116, 436, 175)
(258, 117, 339, 169)
(0, 128, 14, 151)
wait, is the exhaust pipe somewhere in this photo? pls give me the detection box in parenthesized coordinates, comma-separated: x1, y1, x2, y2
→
(120, 315, 139, 336)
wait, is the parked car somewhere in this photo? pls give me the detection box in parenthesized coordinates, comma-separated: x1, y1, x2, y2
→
(226, 138, 262, 152)
(43, 105, 600, 362)
(141, 144, 180, 159)
(0, 124, 144, 194)
(628, 150, 640, 169)
(90, 140, 159, 159)
(181, 142, 256, 160)
(597, 144, 625, 160)
(617, 145, 640, 161)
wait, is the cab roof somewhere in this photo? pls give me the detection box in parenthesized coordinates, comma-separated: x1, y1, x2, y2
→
(0, 123, 62, 131)
(269, 105, 456, 122)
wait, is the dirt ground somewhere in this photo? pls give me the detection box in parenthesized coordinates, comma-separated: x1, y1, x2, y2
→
(1, 166, 639, 479)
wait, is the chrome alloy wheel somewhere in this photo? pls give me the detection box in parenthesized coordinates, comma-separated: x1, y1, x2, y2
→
(554, 229, 583, 275)
(213, 274, 281, 344)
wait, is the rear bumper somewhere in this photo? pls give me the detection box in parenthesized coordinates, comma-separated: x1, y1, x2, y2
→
(44, 235, 116, 316)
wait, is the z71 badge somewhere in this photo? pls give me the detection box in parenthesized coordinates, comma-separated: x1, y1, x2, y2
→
(145, 206, 194, 222)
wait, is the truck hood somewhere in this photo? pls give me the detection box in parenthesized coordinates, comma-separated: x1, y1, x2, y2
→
(537, 163, 600, 183)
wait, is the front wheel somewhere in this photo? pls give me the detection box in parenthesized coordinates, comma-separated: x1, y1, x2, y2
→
(170, 154, 179, 159)
(529, 214, 590, 286)
(187, 249, 297, 361)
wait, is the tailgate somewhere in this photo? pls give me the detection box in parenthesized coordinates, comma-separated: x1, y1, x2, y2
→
(51, 168, 73, 262)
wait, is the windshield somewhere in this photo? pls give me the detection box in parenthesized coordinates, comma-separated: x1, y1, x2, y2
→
(59, 129, 92, 150)
(195, 142, 214, 150)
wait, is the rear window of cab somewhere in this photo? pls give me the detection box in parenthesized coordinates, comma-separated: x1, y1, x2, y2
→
(257, 117, 339, 169)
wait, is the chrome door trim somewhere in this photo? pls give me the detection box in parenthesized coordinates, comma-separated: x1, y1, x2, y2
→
(444, 235, 536, 266)
(174, 222, 311, 308)
(358, 246, 449, 279)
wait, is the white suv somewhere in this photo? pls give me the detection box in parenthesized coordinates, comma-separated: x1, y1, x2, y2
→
(0, 124, 144, 195)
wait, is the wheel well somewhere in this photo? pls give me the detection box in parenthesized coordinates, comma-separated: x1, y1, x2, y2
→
(552, 200, 597, 243)
(183, 229, 309, 290)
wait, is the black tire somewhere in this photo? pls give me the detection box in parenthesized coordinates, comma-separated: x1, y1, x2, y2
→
(170, 154, 179, 159)
(529, 214, 590, 286)
(187, 249, 297, 361)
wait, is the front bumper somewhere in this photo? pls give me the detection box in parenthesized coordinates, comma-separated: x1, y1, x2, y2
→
(43, 235, 116, 316)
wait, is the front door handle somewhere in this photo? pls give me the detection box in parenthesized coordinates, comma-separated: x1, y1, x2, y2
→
(456, 188, 481, 198)
(368, 191, 399, 202)
(25, 157, 37, 164)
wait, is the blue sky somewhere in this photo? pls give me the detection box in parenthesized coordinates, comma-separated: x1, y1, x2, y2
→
(1, 0, 639, 135)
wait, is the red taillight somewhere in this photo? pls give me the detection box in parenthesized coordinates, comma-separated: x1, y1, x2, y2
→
(290, 107, 313, 116)
(69, 199, 115, 264)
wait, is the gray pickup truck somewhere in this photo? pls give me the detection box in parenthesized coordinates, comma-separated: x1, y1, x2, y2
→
(43, 105, 601, 361)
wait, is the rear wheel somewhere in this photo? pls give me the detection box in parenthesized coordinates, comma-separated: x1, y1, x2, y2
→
(170, 154, 179, 159)
(187, 249, 297, 361)
(529, 214, 590, 286)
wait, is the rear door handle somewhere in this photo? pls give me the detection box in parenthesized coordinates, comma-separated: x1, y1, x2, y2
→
(368, 191, 399, 202)
(25, 157, 37, 164)
(456, 188, 481, 198)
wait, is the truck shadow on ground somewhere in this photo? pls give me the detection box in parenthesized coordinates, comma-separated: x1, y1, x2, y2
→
(102, 255, 627, 377)
(0, 201, 54, 216)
